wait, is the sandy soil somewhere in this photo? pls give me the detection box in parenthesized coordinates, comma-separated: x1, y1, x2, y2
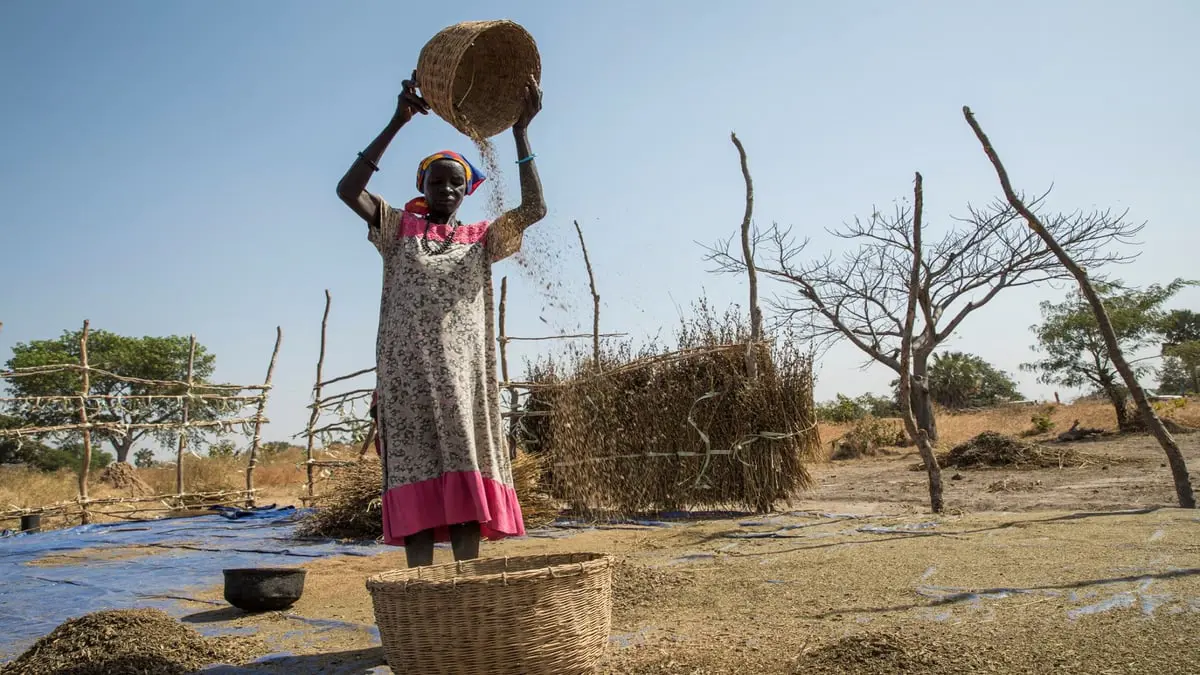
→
(161, 432, 1200, 674)
(809, 432, 1197, 515)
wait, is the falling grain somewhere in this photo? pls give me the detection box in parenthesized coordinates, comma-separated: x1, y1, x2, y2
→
(466, 129, 576, 323)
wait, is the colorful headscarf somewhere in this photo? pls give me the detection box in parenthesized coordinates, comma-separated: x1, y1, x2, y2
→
(406, 150, 487, 216)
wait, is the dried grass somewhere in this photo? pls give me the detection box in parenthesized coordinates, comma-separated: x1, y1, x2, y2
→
(0, 466, 81, 531)
(908, 431, 1119, 471)
(0, 450, 312, 532)
(295, 460, 383, 540)
(0, 466, 79, 509)
(819, 398, 1200, 452)
(830, 416, 907, 460)
(522, 312, 819, 516)
(296, 450, 556, 539)
(941, 432, 1084, 469)
(0, 608, 266, 675)
(511, 449, 559, 529)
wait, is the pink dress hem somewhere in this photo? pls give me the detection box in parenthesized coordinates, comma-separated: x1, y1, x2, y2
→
(381, 470, 527, 545)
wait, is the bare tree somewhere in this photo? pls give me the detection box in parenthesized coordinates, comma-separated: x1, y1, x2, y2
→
(898, 172, 944, 512)
(964, 105, 1196, 510)
(707, 179, 1142, 441)
(730, 132, 763, 379)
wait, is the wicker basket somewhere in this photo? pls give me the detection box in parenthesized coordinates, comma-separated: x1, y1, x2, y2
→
(416, 20, 541, 139)
(366, 552, 613, 675)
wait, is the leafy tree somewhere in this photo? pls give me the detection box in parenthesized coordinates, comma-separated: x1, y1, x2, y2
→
(0, 414, 55, 465)
(1156, 309, 1200, 394)
(27, 442, 114, 473)
(1158, 341, 1200, 395)
(133, 448, 157, 469)
(208, 440, 239, 458)
(890, 351, 1022, 409)
(1023, 279, 1193, 430)
(260, 441, 293, 458)
(816, 393, 897, 422)
(1159, 309, 1200, 347)
(4, 329, 240, 463)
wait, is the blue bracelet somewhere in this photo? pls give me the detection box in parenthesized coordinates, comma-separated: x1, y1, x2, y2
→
(515, 154, 537, 165)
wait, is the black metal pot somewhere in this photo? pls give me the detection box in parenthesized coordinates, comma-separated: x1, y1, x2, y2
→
(223, 567, 307, 612)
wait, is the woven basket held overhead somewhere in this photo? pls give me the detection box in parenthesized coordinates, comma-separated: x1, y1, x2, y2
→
(367, 553, 613, 675)
(416, 20, 542, 139)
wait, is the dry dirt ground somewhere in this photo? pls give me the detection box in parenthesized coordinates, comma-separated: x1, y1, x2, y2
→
(130, 432, 1199, 674)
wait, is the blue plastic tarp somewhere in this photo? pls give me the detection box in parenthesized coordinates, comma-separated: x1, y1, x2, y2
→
(0, 506, 386, 667)
(0, 505, 741, 671)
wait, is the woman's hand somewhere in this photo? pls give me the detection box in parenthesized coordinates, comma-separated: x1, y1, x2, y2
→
(513, 76, 542, 129)
(393, 71, 431, 125)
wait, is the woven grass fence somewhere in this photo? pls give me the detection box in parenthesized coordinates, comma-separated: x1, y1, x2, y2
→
(517, 337, 820, 516)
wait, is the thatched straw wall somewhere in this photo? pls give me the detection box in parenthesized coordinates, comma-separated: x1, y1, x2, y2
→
(520, 336, 819, 516)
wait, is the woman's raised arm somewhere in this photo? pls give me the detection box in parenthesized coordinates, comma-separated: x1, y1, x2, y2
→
(488, 79, 548, 261)
(336, 74, 430, 224)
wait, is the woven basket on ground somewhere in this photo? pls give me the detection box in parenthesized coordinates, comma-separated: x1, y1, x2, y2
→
(366, 552, 613, 675)
(416, 20, 541, 139)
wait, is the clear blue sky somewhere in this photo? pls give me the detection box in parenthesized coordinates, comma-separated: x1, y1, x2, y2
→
(2, 1, 1198, 451)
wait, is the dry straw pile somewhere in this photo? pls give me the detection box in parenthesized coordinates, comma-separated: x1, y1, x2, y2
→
(296, 460, 384, 540)
(0, 608, 265, 675)
(510, 449, 560, 529)
(910, 430, 1118, 471)
(297, 451, 557, 540)
(941, 431, 1085, 469)
(521, 303, 820, 515)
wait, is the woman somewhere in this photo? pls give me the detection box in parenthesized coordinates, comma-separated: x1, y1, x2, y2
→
(336, 73, 547, 567)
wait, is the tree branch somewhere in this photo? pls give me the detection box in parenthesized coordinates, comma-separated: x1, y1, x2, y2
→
(963, 104, 1194, 509)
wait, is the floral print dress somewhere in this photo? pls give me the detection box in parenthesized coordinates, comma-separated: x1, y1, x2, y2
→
(368, 195, 525, 544)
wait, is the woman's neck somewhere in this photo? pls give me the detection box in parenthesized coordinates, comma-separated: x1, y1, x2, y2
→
(426, 211, 454, 225)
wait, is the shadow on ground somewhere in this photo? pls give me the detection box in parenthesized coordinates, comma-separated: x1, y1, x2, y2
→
(201, 647, 387, 674)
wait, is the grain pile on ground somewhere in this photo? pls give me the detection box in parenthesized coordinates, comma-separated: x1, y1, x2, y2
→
(796, 631, 976, 675)
(523, 334, 819, 516)
(610, 560, 695, 615)
(941, 431, 1088, 469)
(297, 451, 555, 539)
(97, 462, 150, 496)
(0, 608, 265, 675)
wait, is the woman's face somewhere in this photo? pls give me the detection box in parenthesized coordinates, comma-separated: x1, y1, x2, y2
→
(423, 160, 468, 217)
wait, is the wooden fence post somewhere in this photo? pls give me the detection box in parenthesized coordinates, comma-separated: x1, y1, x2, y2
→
(305, 291, 332, 499)
(572, 221, 602, 371)
(246, 327, 283, 506)
(77, 320, 93, 525)
(176, 335, 196, 495)
(498, 277, 517, 459)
